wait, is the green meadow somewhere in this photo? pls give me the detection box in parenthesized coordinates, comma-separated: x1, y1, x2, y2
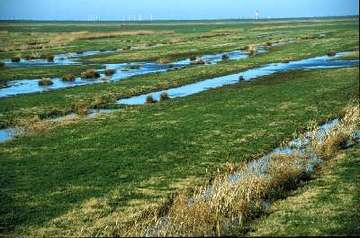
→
(0, 18, 359, 236)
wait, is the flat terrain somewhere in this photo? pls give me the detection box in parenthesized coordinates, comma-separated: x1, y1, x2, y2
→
(0, 18, 359, 236)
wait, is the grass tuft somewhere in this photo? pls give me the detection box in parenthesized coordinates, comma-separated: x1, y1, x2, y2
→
(191, 59, 205, 65)
(62, 74, 76, 82)
(160, 92, 170, 102)
(245, 45, 257, 56)
(72, 100, 90, 115)
(11, 55, 21, 62)
(312, 103, 359, 158)
(14, 116, 52, 135)
(81, 69, 100, 79)
(38, 78, 54, 86)
(146, 95, 157, 104)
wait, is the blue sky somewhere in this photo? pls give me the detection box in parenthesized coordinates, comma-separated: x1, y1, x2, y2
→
(0, 0, 358, 20)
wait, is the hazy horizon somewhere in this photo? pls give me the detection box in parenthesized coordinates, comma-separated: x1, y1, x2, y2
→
(0, 0, 359, 21)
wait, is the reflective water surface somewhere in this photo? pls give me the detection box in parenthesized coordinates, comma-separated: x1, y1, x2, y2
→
(0, 49, 259, 98)
(118, 53, 359, 105)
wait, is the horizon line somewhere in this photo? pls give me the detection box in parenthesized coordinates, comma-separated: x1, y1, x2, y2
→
(0, 15, 358, 22)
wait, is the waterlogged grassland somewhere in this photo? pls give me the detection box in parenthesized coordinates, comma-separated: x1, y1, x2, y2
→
(0, 33, 358, 128)
(249, 144, 360, 236)
(0, 68, 358, 236)
(0, 18, 358, 82)
(0, 19, 359, 236)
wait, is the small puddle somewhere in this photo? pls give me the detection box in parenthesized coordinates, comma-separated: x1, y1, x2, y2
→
(0, 128, 15, 143)
(117, 52, 359, 105)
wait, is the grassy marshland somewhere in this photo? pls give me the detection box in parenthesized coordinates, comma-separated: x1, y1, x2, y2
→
(0, 18, 359, 236)
(0, 67, 358, 236)
(0, 35, 358, 128)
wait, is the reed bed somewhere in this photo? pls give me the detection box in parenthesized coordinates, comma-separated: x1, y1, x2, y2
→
(124, 103, 360, 237)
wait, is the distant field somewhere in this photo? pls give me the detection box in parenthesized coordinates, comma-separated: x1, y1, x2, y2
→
(0, 18, 359, 236)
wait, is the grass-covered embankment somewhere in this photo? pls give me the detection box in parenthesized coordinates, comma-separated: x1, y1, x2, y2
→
(249, 144, 360, 236)
(0, 67, 358, 236)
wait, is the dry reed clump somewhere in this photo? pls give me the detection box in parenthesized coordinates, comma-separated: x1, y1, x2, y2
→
(62, 74, 76, 82)
(81, 69, 100, 79)
(124, 103, 360, 237)
(245, 45, 257, 56)
(266, 155, 309, 194)
(312, 104, 359, 158)
(92, 94, 115, 108)
(127, 152, 311, 237)
(158, 58, 171, 64)
(191, 59, 205, 65)
(14, 114, 80, 136)
(38, 78, 54, 86)
(14, 116, 52, 135)
(72, 100, 90, 116)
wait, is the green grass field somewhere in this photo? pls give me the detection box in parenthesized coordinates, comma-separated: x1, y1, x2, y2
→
(0, 18, 359, 236)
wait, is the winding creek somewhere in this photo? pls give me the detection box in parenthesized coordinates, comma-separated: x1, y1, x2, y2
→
(118, 52, 359, 105)
(0, 40, 301, 98)
(0, 49, 358, 143)
(0, 46, 268, 98)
